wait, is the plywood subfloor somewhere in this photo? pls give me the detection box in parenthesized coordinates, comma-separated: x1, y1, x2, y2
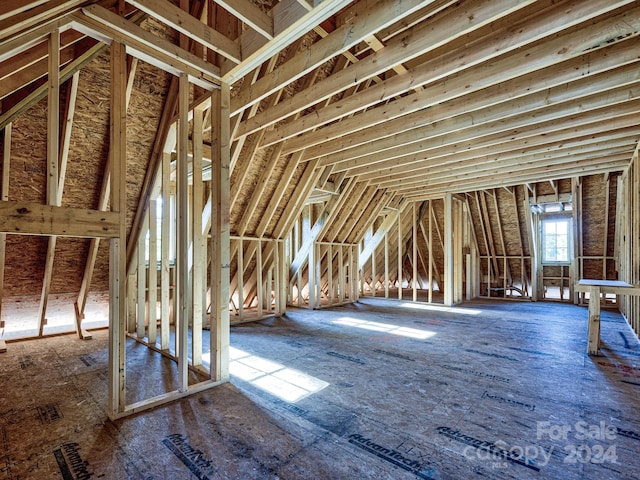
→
(1, 298, 640, 479)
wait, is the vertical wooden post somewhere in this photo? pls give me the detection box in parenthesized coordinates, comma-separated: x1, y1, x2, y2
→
(371, 245, 377, 297)
(353, 246, 360, 301)
(108, 40, 127, 417)
(0, 124, 10, 343)
(148, 198, 158, 345)
(523, 187, 538, 301)
(571, 177, 581, 304)
(279, 239, 287, 314)
(397, 208, 402, 299)
(192, 105, 204, 366)
(316, 243, 322, 306)
(177, 73, 189, 391)
(308, 239, 315, 309)
(328, 243, 334, 305)
(428, 201, 433, 304)
(47, 30, 60, 206)
(384, 231, 389, 298)
(444, 193, 454, 306)
(360, 245, 365, 297)
(237, 239, 244, 320)
(210, 83, 230, 382)
(257, 239, 264, 315)
(587, 286, 601, 355)
(339, 246, 344, 302)
(274, 241, 281, 314)
(37, 30, 61, 337)
(412, 202, 418, 302)
(160, 153, 171, 350)
(602, 174, 610, 280)
(0, 124, 11, 351)
(136, 214, 148, 338)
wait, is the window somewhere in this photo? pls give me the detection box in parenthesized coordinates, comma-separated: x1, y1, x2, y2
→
(542, 218, 571, 264)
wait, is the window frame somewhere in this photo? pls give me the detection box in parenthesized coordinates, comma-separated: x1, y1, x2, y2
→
(540, 214, 573, 266)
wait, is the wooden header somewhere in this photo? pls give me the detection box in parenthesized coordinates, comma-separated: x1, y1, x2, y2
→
(0, 200, 120, 238)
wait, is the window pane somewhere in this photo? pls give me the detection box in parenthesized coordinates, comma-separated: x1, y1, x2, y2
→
(557, 222, 567, 234)
(542, 219, 571, 264)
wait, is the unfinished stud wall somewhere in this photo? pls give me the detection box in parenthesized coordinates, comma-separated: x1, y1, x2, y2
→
(617, 153, 640, 338)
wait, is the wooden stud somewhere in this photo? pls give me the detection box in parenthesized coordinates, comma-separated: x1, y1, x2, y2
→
(444, 193, 453, 306)
(397, 207, 402, 299)
(602, 174, 610, 280)
(210, 83, 231, 382)
(160, 153, 171, 350)
(428, 201, 433, 303)
(192, 105, 205, 367)
(148, 198, 158, 345)
(256, 240, 264, 315)
(0, 123, 10, 347)
(523, 185, 538, 301)
(412, 202, 418, 302)
(237, 239, 244, 320)
(384, 231, 389, 298)
(177, 73, 189, 391)
(137, 214, 148, 339)
(587, 285, 602, 355)
(76, 58, 138, 328)
(108, 40, 127, 417)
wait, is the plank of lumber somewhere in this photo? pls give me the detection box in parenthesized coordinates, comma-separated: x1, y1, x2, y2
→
(222, 0, 353, 83)
(330, 97, 640, 175)
(0, 201, 120, 238)
(127, 0, 241, 63)
(0, 0, 82, 43)
(211, 0, 273, 40)
(73, 6, 220, 86)
(291, 3, 640, 158)
(304, 39, 640, 163)
(230, 0, 435, 116)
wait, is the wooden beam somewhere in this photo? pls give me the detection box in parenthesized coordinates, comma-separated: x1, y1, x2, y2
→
(160, 152, 171, 350)
(356, 131, 638, 183)
(73, 6, 220, 87)
(192, 104, 205, 366)
(0, 124, 11, 347)
(108, 39, 127, 418)
(299, 14, 640, 161)
(222, 0, 354, 83)
(76, 57, 138, 324)
(443, 193, 453, 306)
(0, 39, 79, 100)
(323, 77, 640, 173)
(47, 30, 59, 205)
(402, 158, 630, 201)
(0, 0, 82, 42)
(36, 30, 61, 336)
(0, 1, 49, 22)
(176, 73, 190, 392)
(127, 0, 241, 64)
(213, 0, 273, 40)
(334, 97, 640, 180)
(397, 206, 402, 299)
(231, 0, 436, 117)
(0, 206, 121, 240)
(148, 197, 158, 345)
(0, 41, 106, 131)
(210, 83, 231, 382)
(124, 0, 207, 276)
(243, 0, 546, 140)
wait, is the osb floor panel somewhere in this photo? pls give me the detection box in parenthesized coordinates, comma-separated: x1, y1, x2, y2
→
(1, 298, 640, 480)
